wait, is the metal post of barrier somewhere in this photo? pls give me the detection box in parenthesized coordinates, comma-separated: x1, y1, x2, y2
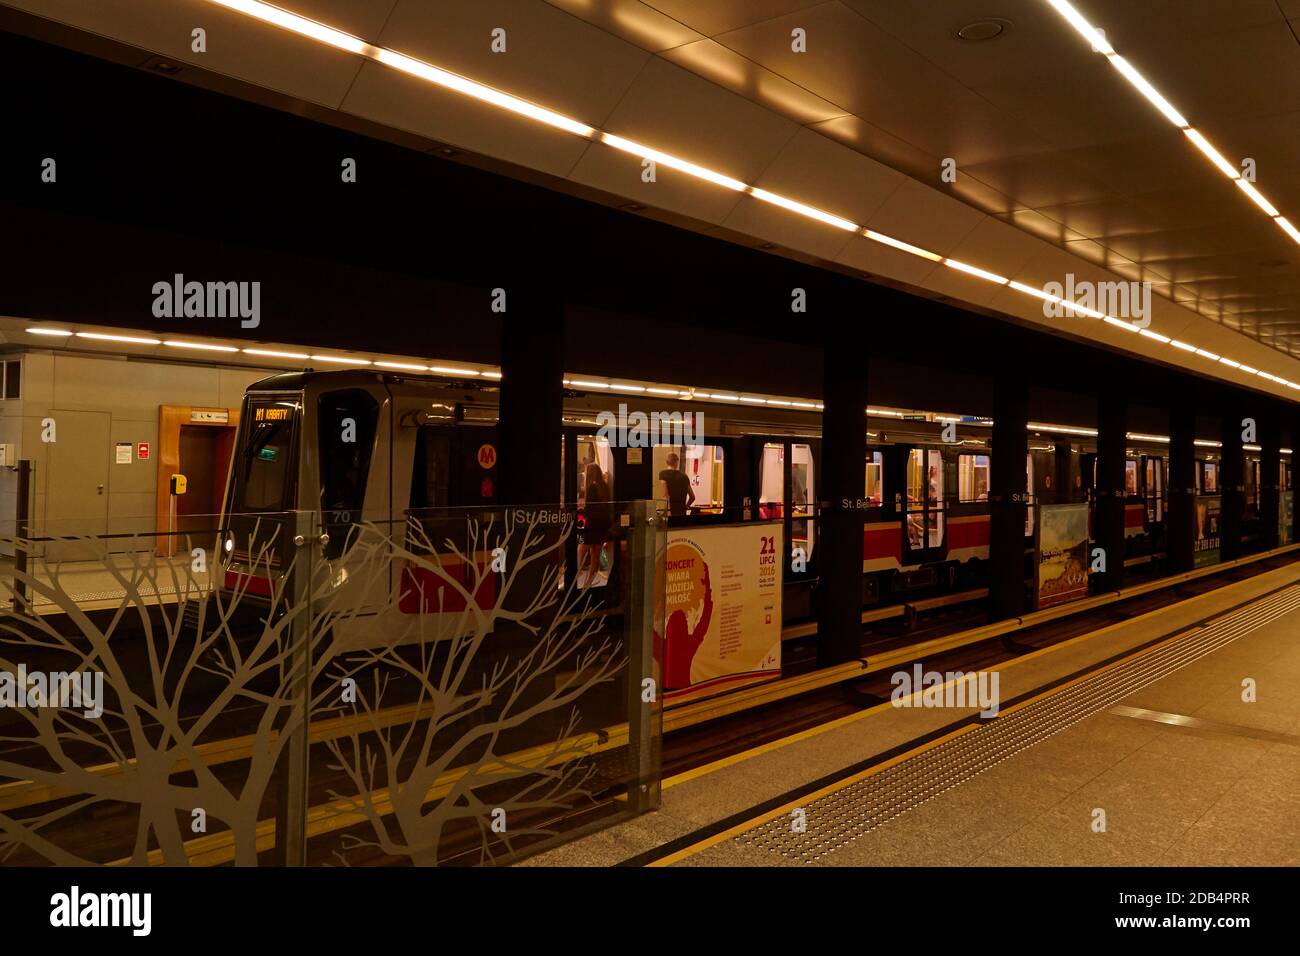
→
(272, 511, 317, 866)
(12, 459, 31, 615)
(623, 499, 662, 814)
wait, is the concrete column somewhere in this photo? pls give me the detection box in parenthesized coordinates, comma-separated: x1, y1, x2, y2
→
(817, 336, 869, 667)
(498, 286, 564, 505)
(1095, 391, 1128, 591)
(1220, 406, 1244, 561)
(1167, 402, 1196, 573)
(989, 373, 1028, 621)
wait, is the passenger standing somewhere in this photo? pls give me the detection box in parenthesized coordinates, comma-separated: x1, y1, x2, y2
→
(659, 452, 695, 517)
(578, 463, 613, 588)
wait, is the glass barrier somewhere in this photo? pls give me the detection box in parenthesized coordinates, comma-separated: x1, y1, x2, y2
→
(0, 503, 664, 866)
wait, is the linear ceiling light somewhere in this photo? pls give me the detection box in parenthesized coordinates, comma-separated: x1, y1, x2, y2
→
(165, 340, 240, 352)
(26, 327, 73, 336)
(205, 0, 1300, 398)
(76, 332, 162, 345)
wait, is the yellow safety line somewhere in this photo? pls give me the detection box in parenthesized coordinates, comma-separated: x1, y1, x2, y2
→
(650, 571, 1300, 865)
(663, 561, 1285, 791)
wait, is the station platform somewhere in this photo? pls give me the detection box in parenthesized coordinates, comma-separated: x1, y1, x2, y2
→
(0, 554, 204, 614)
(529, 560, 1300, 867)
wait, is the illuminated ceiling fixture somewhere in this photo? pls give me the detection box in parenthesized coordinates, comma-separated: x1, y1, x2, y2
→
(76, 332, 162, 345)
(1043, 0, 1298, 246)
(26, 327, 72, 336)
(165, 340, 239, 352)
(244, 348, 311, 359)
(310, 354, 371, 365)
(200, 0, 1300, 395)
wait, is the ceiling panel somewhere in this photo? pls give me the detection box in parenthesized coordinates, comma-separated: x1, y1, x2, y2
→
(7, 0, 366, 107)
(641, 0, 830, 38)
(542, 0, 704, 53)
(660, 38, 848, 126)
(1118, 21, 1300, 126)
(714, 2, 1056, 166)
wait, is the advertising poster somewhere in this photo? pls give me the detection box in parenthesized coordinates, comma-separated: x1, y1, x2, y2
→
(1035, 503, 1090, 609)
(1194, 495, 1222, 567)
(658, 522, 782, 700)
(1281, 491, 1294, 546)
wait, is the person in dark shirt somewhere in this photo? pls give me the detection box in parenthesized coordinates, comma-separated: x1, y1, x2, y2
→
(659, 452, 695, 517)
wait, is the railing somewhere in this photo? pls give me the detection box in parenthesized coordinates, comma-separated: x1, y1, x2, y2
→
(0, 502, 665, 866)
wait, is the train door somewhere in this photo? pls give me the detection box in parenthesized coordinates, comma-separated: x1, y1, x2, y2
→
(563, 429, 616, 593)
(754, 438, 819, 582)
(903, 446, 945, 564)
(1142, 455, 1164, 523)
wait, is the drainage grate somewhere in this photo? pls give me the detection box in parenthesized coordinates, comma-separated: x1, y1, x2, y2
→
(741, 583, 1300, 862)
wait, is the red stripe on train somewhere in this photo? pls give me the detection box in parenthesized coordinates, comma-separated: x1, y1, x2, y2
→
(399, 561, 496, 613)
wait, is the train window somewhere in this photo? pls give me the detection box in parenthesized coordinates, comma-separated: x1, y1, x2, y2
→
(408, 427, 451, 511)
(231, 398, 299, 513)
(957, 454, 990, 502)
(865, 450, 883, 505)
(654, 444, 725, 514)
(1201, 461, 1218, 494)
(1282, 460, 1291, 492)
(318, 389, 380, 558)
(759, 443, 784, 519)
(1124, 460, 1138, 496)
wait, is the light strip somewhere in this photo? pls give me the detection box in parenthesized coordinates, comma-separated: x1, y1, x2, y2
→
(165, 340, 240, 353)
(1235, 180, 1280, 218)
(428, 365, 481, 376)
(749, 188, 859, 232)
(375, 361, 429, 371)
(208, 0, 374, 55)
(600, 133, 746, 191)
(183, 0, 1300, 398)
(863, 230, 943, 262)
(374, 49, 595, 138)
(25, 327, 72, 336)
(244, 348, 311, 359)
(1276, 217, 1300, 244)
(943, 258, 1008, 284)
(1183, 129, 1239, 179)
(76, 332, 162, 345)
(310, 354, 371, 365)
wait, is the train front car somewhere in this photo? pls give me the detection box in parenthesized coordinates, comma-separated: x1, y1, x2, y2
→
(219, 371, 394, 622)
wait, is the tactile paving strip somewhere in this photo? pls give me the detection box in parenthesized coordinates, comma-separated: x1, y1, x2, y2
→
(741, 584, 1300, 862)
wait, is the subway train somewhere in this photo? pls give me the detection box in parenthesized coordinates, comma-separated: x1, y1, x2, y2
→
(219, 369, 1293, 624)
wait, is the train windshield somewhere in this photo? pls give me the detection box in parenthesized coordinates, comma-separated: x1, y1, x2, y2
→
(230, 397, 300, 513)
